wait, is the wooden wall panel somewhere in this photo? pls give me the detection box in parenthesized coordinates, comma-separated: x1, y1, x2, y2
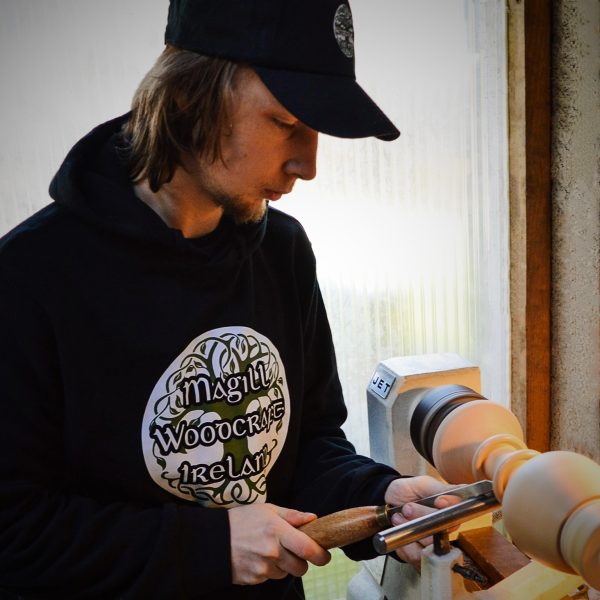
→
(524, 0, 552, 452)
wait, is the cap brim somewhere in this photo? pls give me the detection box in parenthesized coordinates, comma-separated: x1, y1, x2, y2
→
(254, 66, 400, 141)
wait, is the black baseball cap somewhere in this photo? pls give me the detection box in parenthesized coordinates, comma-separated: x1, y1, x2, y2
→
(165, 0, 400, 141)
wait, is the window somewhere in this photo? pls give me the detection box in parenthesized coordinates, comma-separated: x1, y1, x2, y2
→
(290, 2, 509, 594)
(0, 1, 509, 598)
(282, 0, 509, 457)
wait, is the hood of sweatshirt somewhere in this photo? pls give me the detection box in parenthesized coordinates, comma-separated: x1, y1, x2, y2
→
(48, 113, 267, 268)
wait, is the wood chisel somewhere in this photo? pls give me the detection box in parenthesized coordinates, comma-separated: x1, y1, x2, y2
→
(298, 480, 497, 550)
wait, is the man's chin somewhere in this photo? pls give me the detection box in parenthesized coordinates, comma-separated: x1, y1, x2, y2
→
(225, 199, 268, 225)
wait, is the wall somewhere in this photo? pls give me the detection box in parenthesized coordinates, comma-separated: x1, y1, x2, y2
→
(551, 0, 600, 461)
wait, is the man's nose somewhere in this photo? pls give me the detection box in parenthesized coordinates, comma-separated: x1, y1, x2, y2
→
(284, 127, 318, 181)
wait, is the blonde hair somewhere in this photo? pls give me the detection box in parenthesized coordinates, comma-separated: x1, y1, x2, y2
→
(121, 45, 239, 191)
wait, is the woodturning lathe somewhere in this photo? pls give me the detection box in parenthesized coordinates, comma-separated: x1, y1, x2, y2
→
(350, 354, 600, 599)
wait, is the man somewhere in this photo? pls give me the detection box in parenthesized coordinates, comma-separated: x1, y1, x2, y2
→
(0, 1, 454, 598)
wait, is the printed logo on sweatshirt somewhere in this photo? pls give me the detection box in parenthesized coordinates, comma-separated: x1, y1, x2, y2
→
(141, 327, 290, 506)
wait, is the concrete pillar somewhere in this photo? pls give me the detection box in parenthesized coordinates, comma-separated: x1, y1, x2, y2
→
(551, 0, 600, 461)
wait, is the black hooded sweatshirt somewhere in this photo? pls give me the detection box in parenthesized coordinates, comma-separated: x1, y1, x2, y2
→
(0, 115, 400, 599)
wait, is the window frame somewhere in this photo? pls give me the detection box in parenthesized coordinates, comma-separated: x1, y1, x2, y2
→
(508, 0, 552, 452)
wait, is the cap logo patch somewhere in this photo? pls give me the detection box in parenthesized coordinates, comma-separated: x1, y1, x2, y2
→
(333, 4, 354, 59)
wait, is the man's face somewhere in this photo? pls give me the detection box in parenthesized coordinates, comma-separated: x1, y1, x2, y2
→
(188, 68, 319, 224)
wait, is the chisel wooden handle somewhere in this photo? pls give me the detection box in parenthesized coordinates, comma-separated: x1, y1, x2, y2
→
(298, 505, 391, 549)
(298, 482, 495, 551)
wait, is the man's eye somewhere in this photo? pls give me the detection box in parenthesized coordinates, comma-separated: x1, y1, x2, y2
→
(272, 118, 295, 130)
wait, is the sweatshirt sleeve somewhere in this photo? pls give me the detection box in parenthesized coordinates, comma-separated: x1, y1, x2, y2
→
(289, 237, 401, 561)
(0, 269, 231, 599)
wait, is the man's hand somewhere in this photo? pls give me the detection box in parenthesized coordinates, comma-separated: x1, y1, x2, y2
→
(384, 476, 461, 569)
(228, 503, 331, 585)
